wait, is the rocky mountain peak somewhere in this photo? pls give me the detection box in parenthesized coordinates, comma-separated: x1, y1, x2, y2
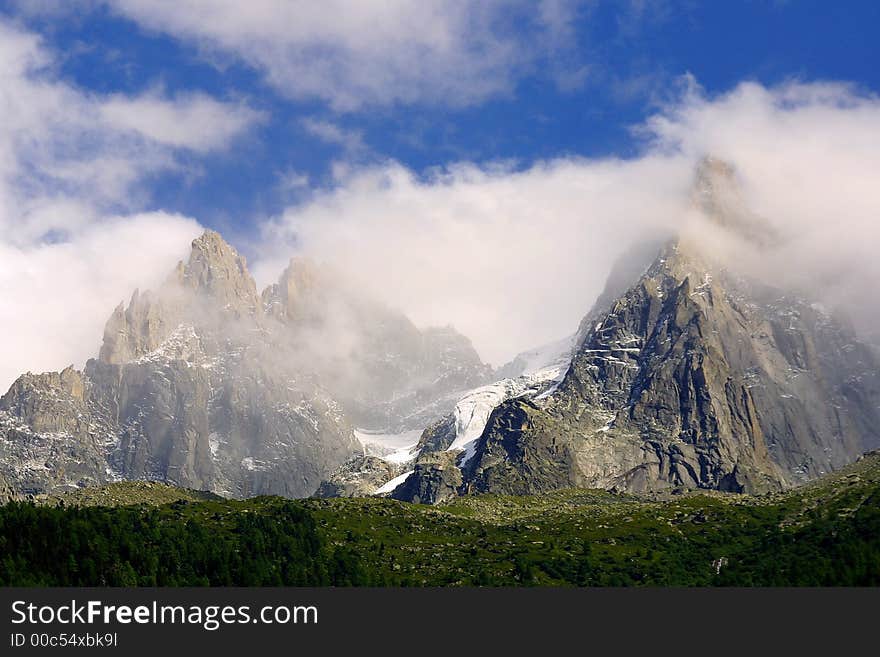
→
(175, 230, 261, 316)
(691, 155, 777, 247)
(379, 163, 880, 502)
(262, 256, 324, 321)
(99, 231, 262, 364)
(692, 156, 737, 211)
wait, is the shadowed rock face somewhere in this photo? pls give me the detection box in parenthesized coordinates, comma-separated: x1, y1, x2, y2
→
(457, 239, 880, 496)
(0, 231, 488, 499)
(0, 473, 18, 503)
(391, 452, 462, 505)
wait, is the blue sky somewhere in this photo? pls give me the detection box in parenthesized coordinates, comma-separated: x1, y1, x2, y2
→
(6, 1, 879, 239)
(2, 1, 880, 385)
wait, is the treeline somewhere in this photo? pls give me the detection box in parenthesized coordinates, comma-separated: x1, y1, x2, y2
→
(1, 490, 878, 586)
(0, 500, 367, 586)
(715, 490, 880, 586)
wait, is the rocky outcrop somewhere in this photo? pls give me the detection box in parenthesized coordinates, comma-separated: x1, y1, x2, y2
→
(313, 455, 400, 498)
(390, 452, 462, 505)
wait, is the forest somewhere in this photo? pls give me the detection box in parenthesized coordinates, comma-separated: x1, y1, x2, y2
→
(2, 455, 879, 587)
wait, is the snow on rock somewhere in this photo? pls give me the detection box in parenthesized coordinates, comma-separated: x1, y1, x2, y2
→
(355, 429, 421, 465)
(208, 432, 221, 459)
(374, 469, 414, 495)
(135, 323, 203, 365)
(448, 335, 575, 466)
(363, 336, 575, 493)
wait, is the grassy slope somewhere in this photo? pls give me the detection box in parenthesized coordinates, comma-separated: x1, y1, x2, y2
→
(42, 481, 223, 507)
(303, 452, 880, 585)
(1, 452, 878, 586)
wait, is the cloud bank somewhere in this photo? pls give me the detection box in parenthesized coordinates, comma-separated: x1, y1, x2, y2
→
(255, 78, 880, 366)
(101, 0, 587, 110)
(3, 9, 879, 394)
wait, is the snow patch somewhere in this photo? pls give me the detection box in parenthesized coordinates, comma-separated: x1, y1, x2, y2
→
(355, 429, 422, 465)
(447, 335, 575, 466)
(374, 469, 414, 495)
(136, 324, 201, 365)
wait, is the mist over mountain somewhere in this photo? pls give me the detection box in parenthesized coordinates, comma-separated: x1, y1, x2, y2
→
(0, 231, 489, 498)
(369, 156, 880, 502)
(1, 152, 880, 505)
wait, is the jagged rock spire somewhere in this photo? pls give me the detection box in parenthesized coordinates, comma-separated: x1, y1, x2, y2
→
(691, 155, 778, 247)
(262, 256, 324, 321)
(174, 230, 261, 315)
(99, 230, 262, 364)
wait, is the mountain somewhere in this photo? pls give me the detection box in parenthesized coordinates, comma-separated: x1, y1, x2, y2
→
(260, 257, 492, 432)
(384, 158, 880, 502)
(316, 334, 575, 499)
(4, 158, 878, 504)
(0, 231, 489, 499)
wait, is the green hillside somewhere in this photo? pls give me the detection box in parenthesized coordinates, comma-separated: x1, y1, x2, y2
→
(2, 452, 879, 586)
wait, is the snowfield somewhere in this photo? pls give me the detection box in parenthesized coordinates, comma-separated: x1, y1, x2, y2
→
(374, 469, 414, 495)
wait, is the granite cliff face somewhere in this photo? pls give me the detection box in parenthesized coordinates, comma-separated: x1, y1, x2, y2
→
(448, 241, 880, 496)
(388, 158, 880, 501)
(0, 231, 488, 498)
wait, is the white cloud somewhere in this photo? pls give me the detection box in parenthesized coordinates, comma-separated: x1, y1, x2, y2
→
(254, 79, 880, 365)
(645, 78, 880, 336)
(3, 5, 879, 399)
(277, 169, 310, 193)
(102, 0, 587, 109)
(0, 19, 257, 390)
(99, 90, 265, 152)
(0, 214, 201, 386)
(301, 118, 365, 153)
(253, 157, 691, 365)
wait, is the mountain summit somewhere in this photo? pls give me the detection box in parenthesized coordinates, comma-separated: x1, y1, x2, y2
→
(0, 231, 488, 498)
(691, 155, 778, 247)
(384, 159, 880, 502)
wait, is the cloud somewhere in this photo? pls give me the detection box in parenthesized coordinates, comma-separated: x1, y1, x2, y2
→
(301, 118, 365, 154)
(3, 6, 879, 400)
(100, 0, 588, 110)
(0, 19, 257, 389)
(277, 169, 310, 193)
(644, 77, 880, 337)
(253, 157, 691, 366)
(0, 20, 261, 237)
(99, 90, 265, 152)
(0, 214, 201, 388)
(253, 78, 880, 365)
